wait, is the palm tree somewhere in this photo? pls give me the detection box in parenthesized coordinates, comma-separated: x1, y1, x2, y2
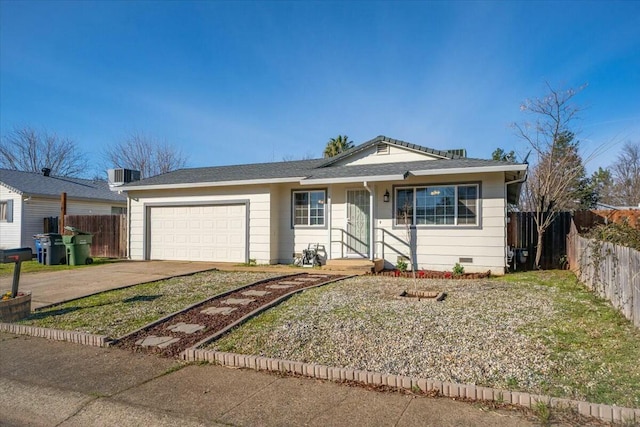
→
(323, 135, 354, 158)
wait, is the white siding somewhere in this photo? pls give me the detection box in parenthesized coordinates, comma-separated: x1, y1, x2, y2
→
(276, 184, 331, 264)
(276, 173, 508, 273)
(269, 184, 281, 264)
(19, 197, 120, 251)
(126, 170, 510, 274)
(332, 144, 441, 166)
(0, 183, 22, 249)
(371, 172, 507, 274)
(128, 186, 271, 263)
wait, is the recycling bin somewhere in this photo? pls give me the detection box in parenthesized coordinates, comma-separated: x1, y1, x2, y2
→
(62, 226, 94, 266)
(33, 235, 44, 264)
(40, 233, 66, 265)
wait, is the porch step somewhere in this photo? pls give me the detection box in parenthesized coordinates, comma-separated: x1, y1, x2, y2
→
(323, 258, 384, 274)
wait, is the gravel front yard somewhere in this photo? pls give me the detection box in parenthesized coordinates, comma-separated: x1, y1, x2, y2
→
(211, 271, 640, 408)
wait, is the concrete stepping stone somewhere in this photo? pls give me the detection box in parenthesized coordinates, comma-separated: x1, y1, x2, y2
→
(294, 277, 319, 282)
(277, 281, 301, 285)
(221, 298, 255, 306)
(166, 322, 205, 334)
(135, 335, 180, 348)
(241, 290, 270, 297)
(201, 306, 237, 315)
(266, 284, 294, 290)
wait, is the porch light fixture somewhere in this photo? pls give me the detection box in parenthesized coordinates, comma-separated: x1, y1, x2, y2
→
(383, 190, 390, 203)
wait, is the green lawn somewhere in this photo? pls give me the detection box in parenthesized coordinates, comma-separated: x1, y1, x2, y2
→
(0, 258, 118, 277)
(17, 270, 281, 338)
(501, 271, 640, 407)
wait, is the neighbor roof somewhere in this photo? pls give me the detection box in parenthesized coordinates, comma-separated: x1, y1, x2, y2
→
(0, 169, 127, 203)
(121, 136, 527, 191)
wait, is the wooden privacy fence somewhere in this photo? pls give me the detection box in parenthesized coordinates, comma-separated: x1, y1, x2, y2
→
(63, 214, 127, 258)
(507, 212, 572, 270)
(567, 220, 640, 328)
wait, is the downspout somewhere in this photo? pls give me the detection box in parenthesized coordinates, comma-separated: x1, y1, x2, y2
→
(126, 192, 131, 259)
(327, 192, 332, 261)
(363, 181, 374, 261)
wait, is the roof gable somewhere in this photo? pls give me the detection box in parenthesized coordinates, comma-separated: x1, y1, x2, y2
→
(0, 169, 126, 203)
(318, 136, 455, 168)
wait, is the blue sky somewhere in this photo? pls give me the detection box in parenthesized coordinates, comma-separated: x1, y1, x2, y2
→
(1, 1, 639, 176)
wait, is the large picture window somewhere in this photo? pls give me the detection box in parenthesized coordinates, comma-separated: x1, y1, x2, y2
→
(395, 184, 478, 226)
(293, 190, 326, 226)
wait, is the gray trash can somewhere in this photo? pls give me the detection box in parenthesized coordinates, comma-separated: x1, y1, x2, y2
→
(40, 233, 66, 265)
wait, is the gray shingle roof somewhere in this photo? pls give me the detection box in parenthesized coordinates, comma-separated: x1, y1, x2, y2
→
(0, 169, 126, 202)
(123, 158, 326, 187)
(305, 158, 515, 180)
(121, 136, 525, 189)
(317, 135, 456, 167)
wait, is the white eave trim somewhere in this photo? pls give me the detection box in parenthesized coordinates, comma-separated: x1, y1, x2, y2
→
(410, 164, 527, 176)
(299, 174, 407, 185)
(0, 181, 24, 195)
(119, 177, 305, 191)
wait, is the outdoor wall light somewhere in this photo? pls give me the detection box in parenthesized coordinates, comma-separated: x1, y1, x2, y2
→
(383, 190, 390, 203)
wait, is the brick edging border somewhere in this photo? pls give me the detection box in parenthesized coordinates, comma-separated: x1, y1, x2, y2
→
(181, 349, 640, 424)
(0, 322, 109, 347)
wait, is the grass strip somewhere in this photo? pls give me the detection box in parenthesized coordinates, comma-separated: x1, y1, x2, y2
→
(17, 271, 280, 338)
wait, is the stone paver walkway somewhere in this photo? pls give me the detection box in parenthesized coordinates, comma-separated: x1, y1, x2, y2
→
(122, 274, 347, 355)
(202, 307, 237, 315)
(241, 290, 270, 297)
(135, 335, 181, 348)
(221, 298, 255, 305)
(167, 323, 206, 334)
(266, 284, 294, 290)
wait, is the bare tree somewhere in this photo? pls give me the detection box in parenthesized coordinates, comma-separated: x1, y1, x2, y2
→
(103, 131, 188, 178)
(513, 84, 599, 269)
(0, 126, 90, 177)
(610, 142, 640, 206)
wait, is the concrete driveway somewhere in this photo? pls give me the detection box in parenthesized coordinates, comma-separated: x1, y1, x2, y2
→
(10, 261, 220, 309)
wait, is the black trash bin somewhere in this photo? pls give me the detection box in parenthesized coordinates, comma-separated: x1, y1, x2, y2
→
(40, 233, 67, 265)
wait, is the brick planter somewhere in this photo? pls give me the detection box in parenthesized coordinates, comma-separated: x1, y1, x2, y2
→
(371, 270, 491, 279)
(0, 292, 32, 322)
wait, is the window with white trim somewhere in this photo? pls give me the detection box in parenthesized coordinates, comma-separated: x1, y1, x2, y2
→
(395, 184, 478, 226)
(0, 200, 13, 222)
(293, 190, 326, 226)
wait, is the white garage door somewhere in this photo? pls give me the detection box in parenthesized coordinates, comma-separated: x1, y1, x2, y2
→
(148, 204, 246, 262)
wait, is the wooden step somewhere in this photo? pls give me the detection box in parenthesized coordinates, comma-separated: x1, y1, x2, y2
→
(323, 258, 384, 274)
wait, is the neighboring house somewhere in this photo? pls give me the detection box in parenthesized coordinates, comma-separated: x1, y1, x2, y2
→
(118, 136, 527, 274)
(0, 168, 127, 250)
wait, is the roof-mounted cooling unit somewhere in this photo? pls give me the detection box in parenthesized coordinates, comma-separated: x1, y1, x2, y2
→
(108, 168, 141, 187)
(446, 149, 467, 158)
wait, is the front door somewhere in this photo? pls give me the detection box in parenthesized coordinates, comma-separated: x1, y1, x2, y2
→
(346, 189, 370, 257)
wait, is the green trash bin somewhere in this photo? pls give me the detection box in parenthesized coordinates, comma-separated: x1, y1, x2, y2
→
(63, 227, 94, 266)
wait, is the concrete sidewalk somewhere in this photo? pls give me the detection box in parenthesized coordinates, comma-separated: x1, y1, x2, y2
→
(8, 260, 220, 309)
(0, 332, 534, 427)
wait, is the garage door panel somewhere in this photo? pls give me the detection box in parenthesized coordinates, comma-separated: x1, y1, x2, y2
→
(149, 204, 246, 262)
